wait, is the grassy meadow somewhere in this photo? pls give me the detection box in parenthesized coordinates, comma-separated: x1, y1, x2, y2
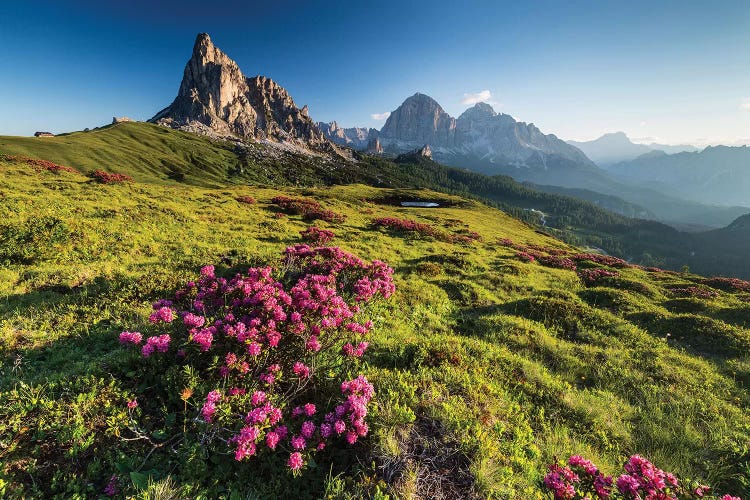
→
(0, 147, 749, 498)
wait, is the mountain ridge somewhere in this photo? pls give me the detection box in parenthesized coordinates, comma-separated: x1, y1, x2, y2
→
(568, 131, 699, 165)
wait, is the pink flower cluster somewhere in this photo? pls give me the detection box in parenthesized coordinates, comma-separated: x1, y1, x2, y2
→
(516, 251, 537, 262)
(119, 245, 393, 472)
(701, 277, 750, 293)
(103, 475, 118, 496)
(91, 169, 133, 184)
(119, 331, 142, 345)
(543, 455, 742, 500)
(616, 455, 678, 499)
(141, 334, 171, 357)
(372, 217, 481, 244)
(544, 455, 612, 500)
(578, 268, 620, 286)
(149, 305, 175, 324)
(201, 390, 222, 422)
(223, 374, 374, 470)
(236, 195, 257, 205)
(271, 195, 346, 223)
(1, 154, 80, 174)
(501, 239, 577, 270)
(300, 226, 335, 245)
(342, 341, 369, 357)
(537, 255, 577, 271)
(571, 253, 634, 269)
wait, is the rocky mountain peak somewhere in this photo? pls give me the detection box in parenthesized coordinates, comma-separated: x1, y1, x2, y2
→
(379, 92, 455, 146)
(150, 33, 328, 148)
(458, 102, 497, 121)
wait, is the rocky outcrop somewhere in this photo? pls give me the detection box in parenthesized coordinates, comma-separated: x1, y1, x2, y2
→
(366, 136, 383, 154)
(151, 33, 328, 148)
(395, 145, 433, 163)
(112, 116, 132, 124)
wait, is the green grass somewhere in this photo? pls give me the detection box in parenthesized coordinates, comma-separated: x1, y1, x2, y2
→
(0, 150, 749, 498)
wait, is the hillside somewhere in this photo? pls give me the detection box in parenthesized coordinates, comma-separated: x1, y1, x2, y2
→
(2, 122, 750, 280)
(1, 154, 749, 498)
(0, 122, 386, 188)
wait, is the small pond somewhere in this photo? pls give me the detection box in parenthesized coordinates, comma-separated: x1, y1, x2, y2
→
(400, 201, 440, 207)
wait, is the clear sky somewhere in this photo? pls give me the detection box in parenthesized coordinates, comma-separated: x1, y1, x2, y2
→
(1, 0, 748, 145)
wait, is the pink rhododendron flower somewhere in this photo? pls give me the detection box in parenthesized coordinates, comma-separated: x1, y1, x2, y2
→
(103, 475, 118, 497)
(287, 451, 304, 470)
(291, 435, 306, 450)
(251, 391, 266, 406)
(141, 334, 170, 357)
(119, 331, 142, 345)
(149, 306, 175, 324)
(293, 361, 311, 378)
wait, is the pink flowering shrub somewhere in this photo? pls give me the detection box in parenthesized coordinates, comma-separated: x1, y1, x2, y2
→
(1, 154, 79, 174)
(516, 251, 537, 262)
(578, 268, 620, 286)
(701, 277, 750, 293)
(372, 217, 480, 244)
(537, 255, 577, 271)
(300, 226, 335, 245)
(372, 216, 443, 239)
(571, 253, 634, 269)
(119, 245, 394, 472)
(543, 455, 742, 500)
(236, 195, 257, 205)
(91, 170, 133, 184)
(272, 195, 346, 223)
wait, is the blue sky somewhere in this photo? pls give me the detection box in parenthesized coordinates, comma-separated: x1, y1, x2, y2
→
(1, 0, 748, 145)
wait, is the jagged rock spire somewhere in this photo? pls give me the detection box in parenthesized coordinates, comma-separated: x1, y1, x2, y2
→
(151, 33, 327, 147)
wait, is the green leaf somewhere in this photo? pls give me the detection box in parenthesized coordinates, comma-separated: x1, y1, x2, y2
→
(115, 461, 133, 474)
(130, 471, 149, 490)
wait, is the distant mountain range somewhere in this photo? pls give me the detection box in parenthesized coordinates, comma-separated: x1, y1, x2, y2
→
(567, 132, 699, 166)
(607, 145, 750, 207)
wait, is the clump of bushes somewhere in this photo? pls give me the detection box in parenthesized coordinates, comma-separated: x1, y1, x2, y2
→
(571, 253, 634, 269)
(544, 454, 741, 500)
(578, 268, 620, 285)
(300, 226, 334, 245)
(702, 277, 750, 293)
(91, 170, 133, 184)
(0, 154, 79, 173)
(516, 251, 537, 262)
(236, 195, 257, 205)
(271, 195, 346, 223)
(372, 217, 480, 244)
(118, 245, 395, 473)
(537, 255, 577, 271)
(373, 216, 442, 238)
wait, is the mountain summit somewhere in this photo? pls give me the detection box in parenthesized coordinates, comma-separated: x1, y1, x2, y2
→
(378, 93, 456, 146)
(151, 33, 327, 147)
